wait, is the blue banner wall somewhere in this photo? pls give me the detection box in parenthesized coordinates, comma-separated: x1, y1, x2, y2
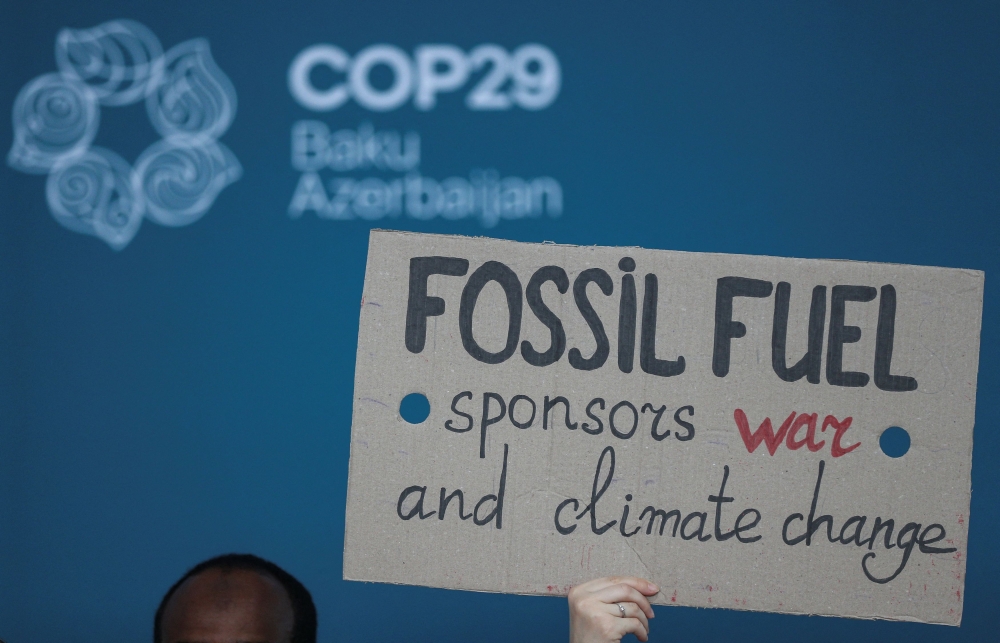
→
(1, 1, 997, 641)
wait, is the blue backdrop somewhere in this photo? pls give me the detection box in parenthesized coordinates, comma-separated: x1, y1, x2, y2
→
(1, 1, 997, 641)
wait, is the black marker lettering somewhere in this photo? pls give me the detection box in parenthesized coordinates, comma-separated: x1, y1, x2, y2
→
(444, 391, 474, 433)
(575, 446, 618, 535)
(861, 517, 896, 551)
(826, 285, 877, 387)
(568, 268, 613, 371)
(734, 509, 762, 543)
(680, 512, 712, 542)
(554, 498, 580, 534)
(783, 460, 833, 545)
(438, 488, 472, 521)
(641, 403, 669, 441)
(479, 392, 506, 459)
(459, 261, 523, 364)
(405, 257, 469, 353)
(617, 257, 637, 373)
(472, 443, 509, 527)
(396, 485, 435, 520)
(640, 506, 681, 536)
(874, 285, 918, 392)
(544, 396, 578, 430)
(521, 266, 569, 367)
(583, 398, 605, 435)
(508, 394, 537, 429)
(917, 524, 956, 554)
(862, 521, 921, 584)
(708, 465, 736, 541)
(609, 401, 639, 439)
(713, 276, 773, 377)
(620, 494, 642, 537)
(837, 516, 867, 546)
(673, 405, 695, 441)
(640, 273, 685, 377)
(772, 283, 826, 384)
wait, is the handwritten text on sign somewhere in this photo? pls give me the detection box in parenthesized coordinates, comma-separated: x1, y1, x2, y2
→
(344, 231, 982, 625)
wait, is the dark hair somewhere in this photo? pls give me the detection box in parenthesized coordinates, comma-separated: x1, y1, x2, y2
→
(153, 553, 317, 643)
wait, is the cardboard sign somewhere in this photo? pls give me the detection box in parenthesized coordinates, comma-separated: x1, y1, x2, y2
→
(344, 230, 982, 625)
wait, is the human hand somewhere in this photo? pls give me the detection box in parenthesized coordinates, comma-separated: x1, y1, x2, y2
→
(568, 576, 659, 643)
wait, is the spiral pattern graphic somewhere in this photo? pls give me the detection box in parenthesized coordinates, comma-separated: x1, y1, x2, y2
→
(56, 19, 164, 106)
(46, 147, 144, 250)
(135, 139, 242, 227)
(7, 73, 99, 174)
(8, 19, 239, 250)
(147, 39, 237, 142)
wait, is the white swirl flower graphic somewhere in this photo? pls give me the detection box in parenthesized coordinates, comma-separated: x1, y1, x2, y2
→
(55, 19, 164, 107)
(46, 147, 143, 250)
(147, 38, 237, 142)
(8, 19, 241, 250)
(135, 139, 241, 227)
(7, 73, 99, 174)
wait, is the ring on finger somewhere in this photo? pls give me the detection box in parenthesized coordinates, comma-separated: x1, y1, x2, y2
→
(615, 602, 626, 618)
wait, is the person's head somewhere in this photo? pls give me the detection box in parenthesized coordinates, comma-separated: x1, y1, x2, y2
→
(154, 553, 317, 643)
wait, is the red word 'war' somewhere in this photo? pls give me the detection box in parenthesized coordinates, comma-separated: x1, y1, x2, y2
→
(734, 409, 860, 457)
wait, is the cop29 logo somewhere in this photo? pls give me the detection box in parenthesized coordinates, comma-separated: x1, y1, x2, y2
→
(289, 44, 561, 112)
(7, 19, 241, 250)
(285, 42, 564, 226)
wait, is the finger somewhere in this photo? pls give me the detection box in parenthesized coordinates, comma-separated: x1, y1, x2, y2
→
(613, 617, 650, 643)
(569, 576, 615, 594)
(594, 584, 654, 618)
(595, 584, 654, 616)
(585, 576, 659, 596)
(606, 602, 649, 633)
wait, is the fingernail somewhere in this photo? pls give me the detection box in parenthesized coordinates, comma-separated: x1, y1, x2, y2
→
(648, 582, 659, 593)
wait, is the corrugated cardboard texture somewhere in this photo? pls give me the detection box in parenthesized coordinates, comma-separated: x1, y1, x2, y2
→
(344, 230, 982, 625)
